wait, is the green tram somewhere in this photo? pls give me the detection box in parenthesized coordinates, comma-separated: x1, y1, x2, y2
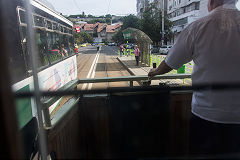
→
(11, 0, 77, 129)
(1, 0, 240, 159)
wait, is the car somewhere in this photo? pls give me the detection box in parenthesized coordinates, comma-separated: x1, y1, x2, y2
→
(107, 43, 116, 46)
(80, 44, 87, 47)
(159, 45, 172, 55)
(151, 47, 159, 53)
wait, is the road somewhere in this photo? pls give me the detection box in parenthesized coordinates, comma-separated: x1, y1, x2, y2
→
(76, 45, 139, 90)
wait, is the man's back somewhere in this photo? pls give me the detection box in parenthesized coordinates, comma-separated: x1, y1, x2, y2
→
(192, 6, 240, 123)
(165, 4, 240, 123)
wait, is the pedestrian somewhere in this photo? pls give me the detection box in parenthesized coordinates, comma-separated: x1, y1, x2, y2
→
(119, 44, 124, 57)
(74, 45, 78, 54)
(148, 0, 240, 156)
(134, 45, 140, 66)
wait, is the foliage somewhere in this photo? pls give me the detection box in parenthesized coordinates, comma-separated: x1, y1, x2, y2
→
(140, 3, 173, 44)
(106, 18, 112, 25)
(74, 32, 93, 44)
(112, 29, 124, 44)
(121, 14, 141, 30)
(87, 19, 106, 24)
(105, 14, 112, 19)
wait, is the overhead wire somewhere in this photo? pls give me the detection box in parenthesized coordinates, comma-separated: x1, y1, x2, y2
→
(73, 0, 82, 13)
(106, 0, 111, 15)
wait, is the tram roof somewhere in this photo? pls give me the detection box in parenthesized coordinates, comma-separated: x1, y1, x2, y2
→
(31, 0, 73, 27)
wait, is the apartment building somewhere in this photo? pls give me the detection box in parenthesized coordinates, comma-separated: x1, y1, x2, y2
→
(137, 0, 168, 18)
(167, 0, 201, 42)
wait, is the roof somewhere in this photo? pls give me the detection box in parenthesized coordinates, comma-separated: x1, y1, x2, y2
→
(84, 24, 94, 31)
(106, 24, 122, 33)
(97, 23, 108, 33)
(74, 23, 122, 34)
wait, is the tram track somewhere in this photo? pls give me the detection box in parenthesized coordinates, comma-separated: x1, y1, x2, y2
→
(77, 46, 138, 90)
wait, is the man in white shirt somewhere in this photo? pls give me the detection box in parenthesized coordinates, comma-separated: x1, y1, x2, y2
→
(148, 0, 240, 155)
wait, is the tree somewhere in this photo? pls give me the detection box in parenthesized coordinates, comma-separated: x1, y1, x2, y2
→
(112, 29, 124, 44)
(75, 32, 93, 44)
(106, 18, 112, 25)
(140, 3, 173, 44)
(105, 14, 112, 19)
(121, 14, 141, 30)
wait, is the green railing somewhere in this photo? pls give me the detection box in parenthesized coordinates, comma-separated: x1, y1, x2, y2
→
(42, 74, 191, 128)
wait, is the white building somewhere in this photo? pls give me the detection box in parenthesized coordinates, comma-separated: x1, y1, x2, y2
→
(199, 0, 209, 18)
(167, 0, 201, 43)
(137, 0, 149, 18)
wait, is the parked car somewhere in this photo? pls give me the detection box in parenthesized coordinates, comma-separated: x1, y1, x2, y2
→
(151, 46, 159, 54)
(159, 45, 172, 55)
(108, 43, 116, 46)
(80, 43, 87, 47)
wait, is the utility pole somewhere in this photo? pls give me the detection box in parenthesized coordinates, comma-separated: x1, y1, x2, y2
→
(161, 0, 165, 46)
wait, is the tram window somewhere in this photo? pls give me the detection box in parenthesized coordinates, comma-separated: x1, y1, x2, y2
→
(68, 36, 74, 56)
(64, 27, 68, 33)
(60, 26, 63, 32)
(33, 15, 44, 27)
(46, 32, 62, 63)
(35, 29, 49, 68)
(46, 21, 52, 30)
(9, 26, 28, 83)
(69, 29, 72, 34)
(19, 10, 26, 24)
(60, 35, 69, 57)
(52, 23, 57, 30)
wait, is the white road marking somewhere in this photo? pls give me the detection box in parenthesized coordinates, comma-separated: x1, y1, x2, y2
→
(88, 52, 100, 90)
(81, 46, 101, 90)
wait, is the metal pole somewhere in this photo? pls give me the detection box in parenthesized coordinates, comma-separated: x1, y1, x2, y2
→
(25, 0, 48, 159)
(161, 0, 165, 46)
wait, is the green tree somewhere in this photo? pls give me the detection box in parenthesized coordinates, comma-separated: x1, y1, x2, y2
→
(106, 18, 112, 25)
(75, 32, 93, 44)
(140, 3, 173, 44)
(112, 29, 124, 43)
(122, 14, 141, 30)
(105, 14, 112, 19)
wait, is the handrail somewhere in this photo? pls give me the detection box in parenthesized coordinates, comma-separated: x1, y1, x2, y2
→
(42, 74, 191, 128)
(78, 74, 191, 83)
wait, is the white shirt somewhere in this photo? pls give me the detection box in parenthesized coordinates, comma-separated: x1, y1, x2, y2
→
(165, 4, 240, 124)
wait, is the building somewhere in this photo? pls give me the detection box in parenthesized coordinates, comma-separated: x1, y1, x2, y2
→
(149, 0, 168, 10)
(74, 23, 122, 43)
(167, 0, 201, 43)
(137, 0, 149, 18)
(199, 0, 208, 18)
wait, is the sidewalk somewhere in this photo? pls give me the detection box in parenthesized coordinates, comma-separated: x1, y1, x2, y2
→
(117, 56, 192, 86)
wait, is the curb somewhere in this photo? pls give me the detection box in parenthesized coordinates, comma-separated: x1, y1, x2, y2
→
(116, 57, 145, 86)
(116, 57, 135, 76)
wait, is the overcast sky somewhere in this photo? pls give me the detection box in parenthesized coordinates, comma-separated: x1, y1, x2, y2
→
(48, 0, 137, 16)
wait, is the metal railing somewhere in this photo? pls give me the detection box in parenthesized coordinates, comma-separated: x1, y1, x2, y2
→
(41, 74, 191, 128)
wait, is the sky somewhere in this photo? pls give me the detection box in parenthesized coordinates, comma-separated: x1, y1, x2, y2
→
(48, 0, 137, 16)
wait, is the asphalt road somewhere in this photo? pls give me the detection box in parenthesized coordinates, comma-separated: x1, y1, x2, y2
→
(76, 45, 139, 90)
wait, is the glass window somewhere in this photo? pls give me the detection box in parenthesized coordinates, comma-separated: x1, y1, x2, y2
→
(46, 20, 52, 30)
(19, 10, 26, 24)
(64, 27, 68, 33)
(60, 26, 64, 32)
(52, 22, 58, 30)
(46, 32, 62, 63)
(68, 36, 75, 56)
(60, 35, 69, 57)
(9, 26, 28, 83)
(34, 15, 45, 27)
(35, 29, 49, 68)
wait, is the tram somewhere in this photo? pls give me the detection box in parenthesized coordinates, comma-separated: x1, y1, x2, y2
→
(11, 0, 77, 128)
